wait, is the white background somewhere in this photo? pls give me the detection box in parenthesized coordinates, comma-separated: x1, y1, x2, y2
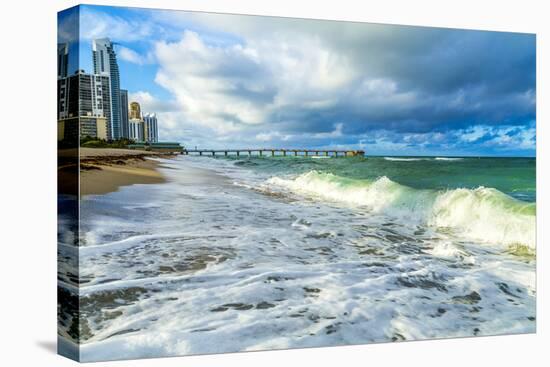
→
(1, 0, 547, 365)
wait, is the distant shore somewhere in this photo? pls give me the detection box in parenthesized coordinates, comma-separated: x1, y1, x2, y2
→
(79, 148, 173, 197)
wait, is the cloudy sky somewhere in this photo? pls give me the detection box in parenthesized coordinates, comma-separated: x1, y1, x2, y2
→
(59, 5, 536, 156)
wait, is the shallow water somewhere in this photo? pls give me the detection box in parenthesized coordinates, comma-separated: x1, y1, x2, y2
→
(58, 155, 536, 361)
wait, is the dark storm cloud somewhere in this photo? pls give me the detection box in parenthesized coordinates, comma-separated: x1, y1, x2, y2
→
(128, 7, 537, 154)
(264, 25, 535, 136)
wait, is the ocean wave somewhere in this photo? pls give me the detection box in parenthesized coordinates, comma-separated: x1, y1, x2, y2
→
(435, 157, 464, 161)
(383, 157, 427, 161)
(383, 157, 464, 162)
(267, 171, 536, 249)
(234, 160, 260, 167)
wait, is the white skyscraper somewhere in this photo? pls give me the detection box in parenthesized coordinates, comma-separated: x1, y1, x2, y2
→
(57, 70, 111, 140)
(143, 113, 159, 143)
(57, 71, 111, 121)
(92, 38, 121, 140)
(128, 119, 144, 142)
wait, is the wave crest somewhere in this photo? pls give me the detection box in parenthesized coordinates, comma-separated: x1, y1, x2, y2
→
(435, 157, 464, 161)
(266, 171, 535, 249)
(383, 157, 426, 161)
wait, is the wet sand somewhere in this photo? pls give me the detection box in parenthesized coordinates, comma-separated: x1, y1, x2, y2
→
(79, 148, 174, 197)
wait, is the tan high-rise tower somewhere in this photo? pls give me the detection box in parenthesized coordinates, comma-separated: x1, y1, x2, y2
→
(129, 102, 142, 120)
(128, 101, 144, 141)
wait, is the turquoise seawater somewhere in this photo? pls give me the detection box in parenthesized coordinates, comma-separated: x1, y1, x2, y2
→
(61, 155, 536, 361)
(227, 156, 536, 202)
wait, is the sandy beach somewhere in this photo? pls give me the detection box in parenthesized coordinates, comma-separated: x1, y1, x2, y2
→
(79, 148, 173, 196)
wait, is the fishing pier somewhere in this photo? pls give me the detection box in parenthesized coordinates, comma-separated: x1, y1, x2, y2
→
(182, 149, 365, 157)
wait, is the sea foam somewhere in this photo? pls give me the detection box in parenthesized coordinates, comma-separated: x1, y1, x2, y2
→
(267, 171, 536, 249)
(434, 157, 464, 161)
(383, 157, 427, 161)
(66, 157, 535, 361)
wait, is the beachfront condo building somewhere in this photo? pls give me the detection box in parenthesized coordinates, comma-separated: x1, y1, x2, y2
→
(120, 89, 129, 139)
(127, 101, 159, 143)
(57, 71, 112, 122)
(58, 115, 109, 142)
(143, 113, 159, 143)
(92, 38, 122, 140)
(57, 118, 78, 142)
(128, 118, 144, 142)
(80, 116, 109, 140)
(57, 43, 69, 79)
(57, 70, 111, 141)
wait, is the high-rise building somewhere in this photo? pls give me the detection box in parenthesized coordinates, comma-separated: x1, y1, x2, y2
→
(129, 101, 141, 120)
(128, 118, 144, 142)
(57, 43, 69, 79)
(57, 70, 111, 140)
(143, 113, 159, 143)
(120, 89, 129, 139)
(128, 101, 143, 142)
(79, 116, 109, 140)
(92, 38, 121, 140)
(127, 101, 159, 143)
(58, 70, 111, 120)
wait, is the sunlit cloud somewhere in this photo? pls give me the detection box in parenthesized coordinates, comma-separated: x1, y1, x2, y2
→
(75, 5, 536, 156)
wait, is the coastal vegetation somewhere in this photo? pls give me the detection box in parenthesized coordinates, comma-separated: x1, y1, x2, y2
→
(80, 136, 136, 149)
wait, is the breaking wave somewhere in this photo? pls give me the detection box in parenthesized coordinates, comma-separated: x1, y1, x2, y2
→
(267, 171, 536, 249)
(383, 157, 464, 162)
(435, 157, 464, 161)
(383, 157, 427, 161)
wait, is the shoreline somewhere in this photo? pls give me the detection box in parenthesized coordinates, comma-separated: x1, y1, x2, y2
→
(79, 148, 174, 197)
(72, 153, 535, 361)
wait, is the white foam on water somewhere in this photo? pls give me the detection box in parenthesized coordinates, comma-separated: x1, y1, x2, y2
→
(429, 187, 535, 249)
(383, 157, 463, 162)
(435, 157, 464, 161)
(63, 157, 536, 362)
(267, 171, 536, 249)
(384, 157, 428, 161)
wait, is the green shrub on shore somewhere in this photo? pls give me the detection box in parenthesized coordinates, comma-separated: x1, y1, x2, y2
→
(80, 136, 136, 149)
